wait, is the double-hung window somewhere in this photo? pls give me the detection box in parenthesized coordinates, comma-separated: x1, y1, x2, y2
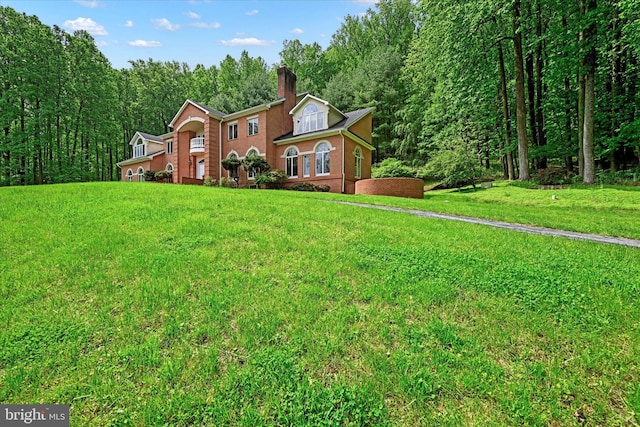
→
(247, 117, 259, 136)
(228, 123, 238, 140)
(315, 142, 330, 175)
(166, 139, 173, 155)
(285, 147, 298, 178)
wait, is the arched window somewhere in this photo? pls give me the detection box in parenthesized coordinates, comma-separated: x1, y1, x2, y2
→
(137, 167, 144, 182)
(126, 169, 133, 182)
(226, 152, 239, 178)
(285, 146, 298, 178)
(315, 142, 331, 175)
(354, 147, 363, 179)
(134, 138, 145, 158)
(246, 149, 259, 180)
(166, 163, 173, 174)
(298, 103, 324, 133)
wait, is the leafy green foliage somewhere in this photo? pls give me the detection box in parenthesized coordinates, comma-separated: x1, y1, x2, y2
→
(423, 141, 483, 188)
(255, 169, 287, 189)
(371, 158, 416, 178)
(203, 176, 216, 187)
(290, 182, 330, 192)
(534, 167, 574, 186)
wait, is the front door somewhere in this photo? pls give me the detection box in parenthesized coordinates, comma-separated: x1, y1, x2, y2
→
(197, 159, 205, 180)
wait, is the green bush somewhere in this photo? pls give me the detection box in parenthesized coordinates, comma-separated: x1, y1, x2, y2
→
(203, 176, 216, 187)
(423, 143, 482, 188)
(534, 167, 574, 185)
(290, 182, 331, 192)
(596, 168, 640, 185)
(154, 170, 172, 183)
(219, 177, 234, 188)
(372, 158, 416, 178)
(255, 169, 287, 189)
(143, 170, 157, 182)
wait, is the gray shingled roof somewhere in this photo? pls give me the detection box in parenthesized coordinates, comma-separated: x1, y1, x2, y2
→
(138, 132, 163, 143)
(190, 100, 227, 118)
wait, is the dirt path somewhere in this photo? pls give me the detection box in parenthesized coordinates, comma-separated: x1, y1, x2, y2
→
(334, 201, 640, 249)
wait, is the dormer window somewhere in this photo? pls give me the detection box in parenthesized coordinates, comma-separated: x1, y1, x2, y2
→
(133, 138, 145, 158)
(298, 103, 324, 133)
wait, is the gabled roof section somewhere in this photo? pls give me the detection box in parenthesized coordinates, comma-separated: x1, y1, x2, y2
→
(169, 99, 225, 128)
(116, 150, 166, 168)
(289, 94, 346, 120)
(129, 131, 163, 146)
(274, 107, 374, 146)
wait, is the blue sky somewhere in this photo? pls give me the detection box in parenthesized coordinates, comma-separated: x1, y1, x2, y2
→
(1, 0, 377, 69)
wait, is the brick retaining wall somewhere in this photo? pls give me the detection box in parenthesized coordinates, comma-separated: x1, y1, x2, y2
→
(355, 178, 424, 199)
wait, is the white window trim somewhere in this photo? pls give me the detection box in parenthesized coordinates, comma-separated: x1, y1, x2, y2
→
(247, 116, 259, 136)
(126, 169, 133, 182)
(285, 146, 299, 179)
(166, 139, 173, 155)
(228, 121, 238, 140)
(166, 162, 174, 172)
(137, 167, 145, 182)
(315, 141, 331, 176)
(354, 147, 363, 179)
(302, 154, 311, 177)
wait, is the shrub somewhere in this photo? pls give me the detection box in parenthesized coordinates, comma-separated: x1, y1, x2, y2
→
(290, 183, 331, 192)
(242, 153, 271, 176)
(203, 176, 216, 187)
(219, 177, 234, 188)
(255, 169, 287, 189)
(143, 170, 157, 182)
(423, 142, 482, 189)
(290, 182, 318, 192)
(534, 167, 574, 185)
(372, 158, 416, 178)
(596, 168, 640, 185)
(154, 170, 172, 183)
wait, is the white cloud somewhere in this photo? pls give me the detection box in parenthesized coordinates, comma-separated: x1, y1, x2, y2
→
(353, 0, 377, 5)
(192, 21, 221, 29)
(246, 9, 259, 16)
(218, 37, 275, 47)
(124, 20, 134, 28)
(291, 28, 304, 34)
(152, 18, 180, 31)
(74, 0, 100, 8)
(95, 40, 107, 47)
(184, 11, 200, 19)
(64, 17, 108, 36)
(128, 40, 162, 47)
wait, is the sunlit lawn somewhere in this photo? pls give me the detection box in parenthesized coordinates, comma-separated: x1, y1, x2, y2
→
(1, 182, 638, 425)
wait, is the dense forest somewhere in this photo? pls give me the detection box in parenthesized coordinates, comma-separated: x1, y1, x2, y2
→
(1, 0, 638, 186)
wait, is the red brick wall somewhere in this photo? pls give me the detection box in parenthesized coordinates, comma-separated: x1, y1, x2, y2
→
(355, 178, 424, 199)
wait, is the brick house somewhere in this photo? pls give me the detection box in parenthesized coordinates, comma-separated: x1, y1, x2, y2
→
(117, 66, 374, 193)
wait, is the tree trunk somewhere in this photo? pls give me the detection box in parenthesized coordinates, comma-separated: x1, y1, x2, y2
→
(577, 71, 585, 177)
(582, 0, 597, 184)
(534, 0, 547, 169)
(513, 0, 530, 180)
(498, 40, 515, 180)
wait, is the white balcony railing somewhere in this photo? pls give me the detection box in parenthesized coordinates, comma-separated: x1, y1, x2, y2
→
(190, 136, 205, 153)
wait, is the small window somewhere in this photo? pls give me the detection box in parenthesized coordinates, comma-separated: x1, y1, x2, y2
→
(166, 163, 173, 173)
(354, 147, 363, 179)
(303, 154, 310, 177)
(166, 139, 173, 155)
(126, 169, 133, 182)
(285, 147, 298, 178)
(248, 117, 259, 136)
(228, 123, 238, 140)
(315, 142, 330, 175)
(137, 167, 144, 182)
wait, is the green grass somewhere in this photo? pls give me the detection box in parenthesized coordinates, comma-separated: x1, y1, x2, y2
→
(1, 182, 639, 425)
(316, 181, 640, 240)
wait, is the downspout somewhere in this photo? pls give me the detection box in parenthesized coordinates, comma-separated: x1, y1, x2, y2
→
(218, 119, 222, 182)
(340, 131, 345, 193)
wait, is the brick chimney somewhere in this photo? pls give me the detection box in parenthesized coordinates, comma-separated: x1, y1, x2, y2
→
(277, 65, 297, 135)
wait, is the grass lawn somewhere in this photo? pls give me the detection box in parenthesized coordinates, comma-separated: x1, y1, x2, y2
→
(1, 182, 639, 425)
